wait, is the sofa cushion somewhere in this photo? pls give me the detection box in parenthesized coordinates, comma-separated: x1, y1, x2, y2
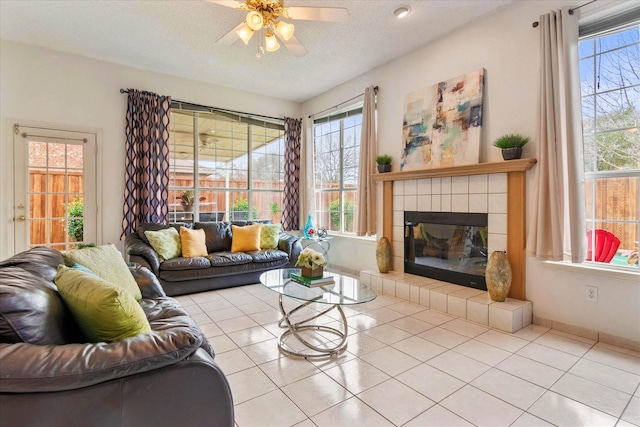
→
(179, 227, 208, 257)
(0, 267, 84, 345)
(194, 222, 232, 253)
(55, 266, 151, 343)
(247, 249, 289, 263)
(231, 223, 262, 252)
(63, 244, 142, 301)
(260, 224, 282, 250)
(145, 228, 182, 261)
(207, 251, 253, 266)
(160, 257, 211, 271)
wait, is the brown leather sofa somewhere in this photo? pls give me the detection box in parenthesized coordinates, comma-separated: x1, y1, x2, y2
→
(0, 247, 234, 427)
(125, 221, 302, 296)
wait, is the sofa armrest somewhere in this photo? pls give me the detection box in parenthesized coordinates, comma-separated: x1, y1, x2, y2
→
(278, 233, 302, 268)
(130, 266, 166, 299)
(125, 233, 161, 275)
(0, 318, 203, 393)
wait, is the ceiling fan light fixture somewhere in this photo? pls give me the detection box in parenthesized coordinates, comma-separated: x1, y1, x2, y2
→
(246, 11, 264, 30)
(275, 20, 295, 40)
(265, 31, 280, 52)
(394, 6, 411, 19)
(236, 24, 254, 44)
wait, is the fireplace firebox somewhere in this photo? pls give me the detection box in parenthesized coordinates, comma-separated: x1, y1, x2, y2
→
(405, 211, 488, 290)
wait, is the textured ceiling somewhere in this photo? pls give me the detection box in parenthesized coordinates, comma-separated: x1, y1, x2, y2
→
(0, 0, 514, 102)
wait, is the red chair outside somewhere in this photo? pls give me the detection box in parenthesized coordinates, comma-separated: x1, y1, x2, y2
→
(586, 229, 621, 263)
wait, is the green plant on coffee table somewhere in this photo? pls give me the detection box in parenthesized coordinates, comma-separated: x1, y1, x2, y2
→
(296, 248, 328, 269)
(492, 134, 529, 149)
(375, 154, 393, 165)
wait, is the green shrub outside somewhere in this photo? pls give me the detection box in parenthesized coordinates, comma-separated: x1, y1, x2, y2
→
(231, 198, 258, 220)
(329, 199, 355, 231)
(67, 198, 84, 241)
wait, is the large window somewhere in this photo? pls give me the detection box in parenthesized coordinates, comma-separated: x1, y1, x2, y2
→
(579, 23, 639, 268)
(169, 106, 285, 223)
(313, 109, 362, 234)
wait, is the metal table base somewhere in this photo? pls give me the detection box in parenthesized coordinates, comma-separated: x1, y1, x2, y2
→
(276, 294, 348, 359)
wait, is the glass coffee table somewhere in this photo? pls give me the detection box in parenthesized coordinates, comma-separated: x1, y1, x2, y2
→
(259, 268, 377, 359)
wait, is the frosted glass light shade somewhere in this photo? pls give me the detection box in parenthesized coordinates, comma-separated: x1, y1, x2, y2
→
(246, 11, 264, 30)
(265, 32, 280, 52)
(275, 21, 294, 40)
(236, 25, 254, 44)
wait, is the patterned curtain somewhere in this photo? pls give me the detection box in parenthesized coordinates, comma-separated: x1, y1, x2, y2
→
(281, 117, 302, 231)
(121, 90, 171, 238)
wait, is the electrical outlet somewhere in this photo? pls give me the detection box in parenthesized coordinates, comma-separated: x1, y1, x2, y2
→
(586, 285, 598, 302)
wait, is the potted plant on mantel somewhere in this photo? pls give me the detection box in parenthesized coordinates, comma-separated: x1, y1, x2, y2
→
(493, 133, 529, 160)
(375, 154, 393, 173)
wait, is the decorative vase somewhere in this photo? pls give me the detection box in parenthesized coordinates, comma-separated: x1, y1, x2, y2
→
(376, 237, 392, 273)
(377, 164, 392, 173)
(303, 215, 315, 238)
(485, 251, 512, 302)
(182, 203, 193, 212)
(501, 147, 522, 160)
(301, 266, 323, 279)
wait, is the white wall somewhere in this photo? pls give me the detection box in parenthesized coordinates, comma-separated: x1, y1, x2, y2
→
(0, 40, 301, 259)
(302, 0, 640, 343)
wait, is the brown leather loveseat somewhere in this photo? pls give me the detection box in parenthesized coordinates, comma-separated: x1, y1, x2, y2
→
(0, 247, 234, 427)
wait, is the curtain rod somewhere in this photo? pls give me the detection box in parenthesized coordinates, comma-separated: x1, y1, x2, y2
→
(119, 88, 295, 122)
(532, 0, 597, 27)
(308, 86, 378, 119)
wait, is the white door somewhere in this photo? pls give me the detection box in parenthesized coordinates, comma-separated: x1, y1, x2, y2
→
(13, 125, 98, 253)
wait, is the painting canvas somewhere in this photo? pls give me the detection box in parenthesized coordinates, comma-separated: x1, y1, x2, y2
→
(401, 69, 484, 170)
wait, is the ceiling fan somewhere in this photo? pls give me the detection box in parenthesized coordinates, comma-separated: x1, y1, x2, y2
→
(209, 0, 349, 57)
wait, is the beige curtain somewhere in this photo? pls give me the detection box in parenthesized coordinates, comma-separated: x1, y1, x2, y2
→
(527, 8, 586, 262)
(355, 86, 378, 236)
(299, 115, 316, 228)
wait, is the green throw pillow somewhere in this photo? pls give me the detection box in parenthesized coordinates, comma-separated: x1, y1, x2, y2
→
(63, 244, 142, 301)
(144, 228, 182, 261)
(260, 224, 281, 250)
(55, 265, 151, 343)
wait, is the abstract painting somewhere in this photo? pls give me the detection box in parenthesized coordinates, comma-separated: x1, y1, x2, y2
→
(401, 69, 484, 170)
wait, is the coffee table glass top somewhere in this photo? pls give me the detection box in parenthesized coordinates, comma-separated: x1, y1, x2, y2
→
(260, 268, 377, 305)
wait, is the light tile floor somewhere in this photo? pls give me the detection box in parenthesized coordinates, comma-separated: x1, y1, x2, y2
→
(176, 283, 640, 427)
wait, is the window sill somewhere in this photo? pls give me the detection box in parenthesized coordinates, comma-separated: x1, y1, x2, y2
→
(542, 260, 640, 283)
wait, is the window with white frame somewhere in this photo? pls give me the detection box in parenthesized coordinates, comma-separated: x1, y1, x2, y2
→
(313, 109, 362, 234)
(168, 106, 285, 224)
(579, 21, 639, 268)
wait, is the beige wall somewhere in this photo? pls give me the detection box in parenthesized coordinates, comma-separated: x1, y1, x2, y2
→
(0, 40, 301, 258)
(301, 0, 640, 343)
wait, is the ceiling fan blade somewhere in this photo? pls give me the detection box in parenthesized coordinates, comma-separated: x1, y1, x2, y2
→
(286, 7, 349, 22)
(216, 22, 245, 45)
(206, 0, 244, 9)
(280, 34, 308, 57)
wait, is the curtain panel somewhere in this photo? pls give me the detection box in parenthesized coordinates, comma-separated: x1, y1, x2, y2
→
(282, 117, 302, 231)
(121, 90, 171, 239)
(527, 8, 586, 262)
(356, 86, 378, 236)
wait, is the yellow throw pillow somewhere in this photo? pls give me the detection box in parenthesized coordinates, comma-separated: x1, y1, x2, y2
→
(231, 223, 262, 252)
(180, 226, 208, 257)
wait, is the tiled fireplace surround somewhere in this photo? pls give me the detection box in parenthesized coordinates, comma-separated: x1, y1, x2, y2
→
(363, 159, 537, 334)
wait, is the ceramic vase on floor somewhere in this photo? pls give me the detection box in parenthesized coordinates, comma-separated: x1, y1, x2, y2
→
(376, 237, 392, 273)
(485, 251, 512, 302)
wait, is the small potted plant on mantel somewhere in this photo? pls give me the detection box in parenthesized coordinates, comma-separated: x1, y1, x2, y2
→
(493, 133, 529, 160)
(375, 154, 393, 173)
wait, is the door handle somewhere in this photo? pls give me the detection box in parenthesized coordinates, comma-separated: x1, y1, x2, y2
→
(16, 215, 26, 222)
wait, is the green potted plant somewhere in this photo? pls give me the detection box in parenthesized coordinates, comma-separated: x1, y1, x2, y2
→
(375, 154, 393, 173)
(179, 190, 195, 212)
(493, 133, 529, 160)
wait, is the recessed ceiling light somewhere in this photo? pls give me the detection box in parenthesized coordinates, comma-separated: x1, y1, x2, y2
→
(394, 6, 411, 19)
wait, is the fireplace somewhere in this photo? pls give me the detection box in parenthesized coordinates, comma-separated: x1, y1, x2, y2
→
(404, 211, 488, 290)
